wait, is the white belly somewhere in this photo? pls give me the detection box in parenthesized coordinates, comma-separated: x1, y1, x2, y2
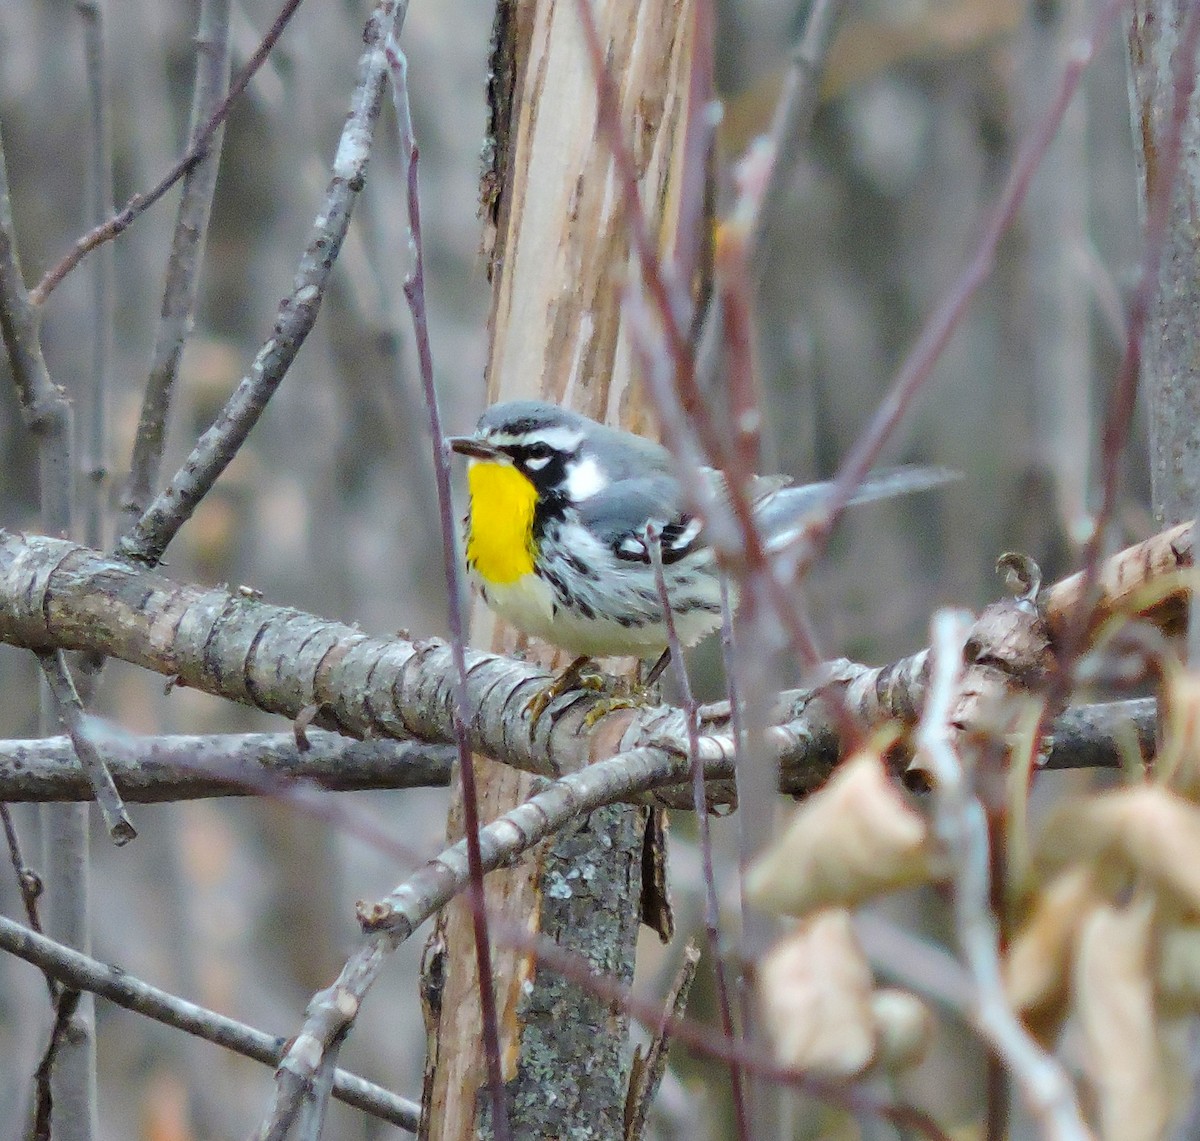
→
(474, 569, 724, 658)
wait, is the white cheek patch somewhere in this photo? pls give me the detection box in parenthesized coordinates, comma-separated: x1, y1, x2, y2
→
(564, 455, 608, 500)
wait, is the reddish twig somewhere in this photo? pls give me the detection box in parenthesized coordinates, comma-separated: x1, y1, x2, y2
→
(385, 33, 511, 1140)
(497, 923, 954, 1141)
(30, 0, 306, 306)
(645, 525, 749, 1141)
(784, 0, 1132, 576)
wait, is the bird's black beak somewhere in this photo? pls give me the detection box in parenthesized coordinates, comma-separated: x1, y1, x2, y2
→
(448, 436, 502, 460)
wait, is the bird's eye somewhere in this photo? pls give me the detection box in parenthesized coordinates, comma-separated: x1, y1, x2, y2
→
(525, 442, 551, 459)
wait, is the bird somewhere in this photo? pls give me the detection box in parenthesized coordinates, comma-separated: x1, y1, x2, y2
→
(449, 400, 953, 691)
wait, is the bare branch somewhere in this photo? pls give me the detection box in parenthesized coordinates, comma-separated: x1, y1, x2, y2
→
(790, 0, 1131, 578)
(693, 0, 847, 395)
(124, 0, 233, 520)
(35, 651, 134, 843)
(0, 913, 420, 1132)
(383, 32, 511, 1140)
(918, 611, 1088, 1140)
(0, 529, 1171, 801)
(29, 0, 306, 307)
(623, 941, 701, 1141)
(646, 524, 747, 1139)
(0, 726, 453, 802)
(262, 743, 722, 1139)
(76, 0, 116, 552)
(0, 128, 71, 534)
(118, 0, 413, 568)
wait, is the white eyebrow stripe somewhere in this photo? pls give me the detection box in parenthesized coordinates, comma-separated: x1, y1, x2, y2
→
(564, 455, 608, 500)
(532, 426, 585, 451)
(487, 426, 585, 452)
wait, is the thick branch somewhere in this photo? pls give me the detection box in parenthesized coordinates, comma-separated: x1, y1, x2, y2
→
(0, 531, 1169, 804)
(0, 728, 453, 802)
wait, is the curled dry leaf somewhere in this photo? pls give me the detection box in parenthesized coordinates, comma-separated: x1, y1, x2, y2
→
(869, 988, 933, 1073)
(1038, 785, 1200, 915)
(746, 749, 937, 917)
(1157, 925, 1200, 1012)
(1005, 864, 1099, 1045)
(758, 908, 877, 1079)
(1157, 670, 1200, 799)
(1074, 892, 1169, 1141)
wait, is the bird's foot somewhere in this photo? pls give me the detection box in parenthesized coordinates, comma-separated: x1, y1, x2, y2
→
(580, 657, 668, 729)
(525, 655, 606, 728)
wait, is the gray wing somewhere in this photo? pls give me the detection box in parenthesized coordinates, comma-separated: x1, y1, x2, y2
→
(574, 474, 702, 565)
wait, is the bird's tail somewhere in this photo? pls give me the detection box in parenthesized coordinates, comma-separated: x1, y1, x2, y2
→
(757, 464, 960, 552)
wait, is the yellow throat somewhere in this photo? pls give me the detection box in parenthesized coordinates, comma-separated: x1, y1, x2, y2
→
(465, 460, 538, 584)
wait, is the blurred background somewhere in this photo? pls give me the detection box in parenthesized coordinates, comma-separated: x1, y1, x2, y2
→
(0, 0, 1145, 1136)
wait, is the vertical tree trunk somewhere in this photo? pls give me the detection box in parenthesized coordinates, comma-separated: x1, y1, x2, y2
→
(421, 1, 699, 1137)
(1128, 0, 1200, 527)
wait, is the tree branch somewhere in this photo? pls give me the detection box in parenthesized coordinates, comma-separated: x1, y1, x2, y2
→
(0, 727, 454, 802)
(0, 530, 1174, 805)
(117, 0, 413, 568)
(0, 913, 420, 1132)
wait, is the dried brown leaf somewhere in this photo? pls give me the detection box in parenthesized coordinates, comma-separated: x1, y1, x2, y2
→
(1006, 865, 1099, 1043)
(869, 988, 933, 1073)
(1074, 893, 1168, 1141)
(746, 750, 937, 916)
(758, 909, 877, 1079)
(1038, 785, 1200, 914)
(1157, 925, 1200, 1011)
(1158, 670, 1200, 799)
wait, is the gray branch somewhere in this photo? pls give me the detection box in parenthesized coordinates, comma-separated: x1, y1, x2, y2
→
(0, 531, 1163, 806)
(118, 0, 413, 567)
(0, 726, 454, 801)
(0, 913, 420, 1132)
(257, 744, 706, 1137)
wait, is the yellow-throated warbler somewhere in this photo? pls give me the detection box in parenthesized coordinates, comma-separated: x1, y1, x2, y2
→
(450, 401, 951, 669)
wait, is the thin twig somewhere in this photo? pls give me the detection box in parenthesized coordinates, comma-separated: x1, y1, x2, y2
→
(0, 68, 93, 1141)
(499, 924, 954, 1141)
(0, 127, 71, 533)
(36, 653, 134, 843)
(645, 524, 748, 1140)
(76, 0, 116, 552)
(31, 987, 82, 1141)
(781, 0, 1132, 578)
(265, 744, 723, 1138)
(384, 33, 511, 1140)
(0, 804, 50, 991)
(30, 0, 306, 306)
(623, 940, 701, 1141)
(124, 0, 233, 520)
(693, 0, 846, 394)
(117, 0, 412, 568)
(918, 611, 1089, 1140)
(0, 913, 420, 1132)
